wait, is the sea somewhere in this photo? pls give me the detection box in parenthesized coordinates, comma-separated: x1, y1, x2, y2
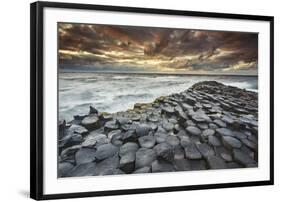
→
(59, 72, 258, 122)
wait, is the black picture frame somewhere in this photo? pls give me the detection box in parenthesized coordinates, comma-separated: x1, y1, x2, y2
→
(30, 1, 274, 200)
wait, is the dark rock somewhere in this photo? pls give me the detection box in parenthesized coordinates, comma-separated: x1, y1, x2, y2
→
(67, 124, 88, 136)
(155, 132, 168, 144)
(119, 153, 135, 173)
(209, 123, 218, 129)
(75, 148, 96, 165)
(121, 130, 137, 143)
(196, 143, 215, 158)
(186, 126, 201, 136)
(133, 166, 151, 174)
(99, 113, 113, 123)
(59, 133, 83, 149)
(190, 160, 207, 170)
(161, 106, 175, 116)
(95, 143, 119, 161)
(213, 119, 227, 127)
(241, 138, 257, 151)
(116, 117, 131, 126)
(206, 155, 227, 169)
(138, 135, 156, 148)
(147, 114, 159, 122)
(154, 142, 174, 162)
(222, 136, 242, 149)
(184, 120, 196, 127)
(227, 162, 242, 168)
(215, 147, 233, 162)
(89, 106, 98, 114)
(67, 162, 96, 177)
(151, 160, 174, 172)
(191, 111, 211, 123)
(173, 159, 192, 171)
(216, 128, 235, 137)
(208, 135, 221, 147)
(60, 145, 82, 161)
(166, 135, 180, 148)
(162, 121, 174, 131)
(81, 115, 100, 131)
(174, 146, 185, 160)
(135, 148, 156, 169)
(233, 149, 256, 166)
(104, 120, 119, 133)
(184, 143, 202, 160)
(119, 142, 139, 156)
(58, 162, 74, 177)
(180, 136, 191, 148)
(93, 154, 120, 176)
(136, 124, 151, 137)
(197, 123, 209, 130)
(201, 129, 215, 141)
(221, 115, 234, 124)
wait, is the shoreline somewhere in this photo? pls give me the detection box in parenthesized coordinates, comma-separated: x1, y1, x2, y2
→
(58, 81, 258, 177)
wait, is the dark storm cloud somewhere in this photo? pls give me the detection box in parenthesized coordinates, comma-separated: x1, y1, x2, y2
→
(58, 23, 258, 74)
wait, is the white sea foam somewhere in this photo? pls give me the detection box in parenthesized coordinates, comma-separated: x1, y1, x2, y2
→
(59, 72, 258, 121)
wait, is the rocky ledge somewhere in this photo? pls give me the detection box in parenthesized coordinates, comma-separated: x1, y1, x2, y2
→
(58, 81, 258, 177)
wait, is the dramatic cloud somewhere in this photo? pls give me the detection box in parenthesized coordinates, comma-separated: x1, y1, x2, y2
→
(58, 23, 258, 75)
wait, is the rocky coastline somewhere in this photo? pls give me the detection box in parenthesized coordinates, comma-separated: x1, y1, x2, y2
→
(58, 81, 258, 177)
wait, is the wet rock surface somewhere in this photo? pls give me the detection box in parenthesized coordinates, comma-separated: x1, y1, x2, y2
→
(58, 81, 258, 177)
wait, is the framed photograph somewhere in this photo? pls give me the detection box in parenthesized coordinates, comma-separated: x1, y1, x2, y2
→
(30, 1, 274, 200)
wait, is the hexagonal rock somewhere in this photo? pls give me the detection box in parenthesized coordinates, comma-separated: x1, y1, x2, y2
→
(135, 124, 151, 137)
(216, 128, 235, 137)
(154, 143, 174, 162)
(67, 162, 96, 177)
(213, 119, 227, 128)
(215, 147, 233, 162)
(161, 106, 175, 116)
(173, 159, 192, 171)
(58, 162, 74, 177)
(81, 115, 100, 131)
(133, 166, 151, 174)
(138, 135, 156, 149)
(222, 136, 242, 149)
(68, 124, 88, 136)
(174, 146, 185, 160)
(95, 143, 119, 161)
(190, 159, 207, 170)
(186, 126, 202, 136)
(151, 160, 174, 173)
(119, 142, 139, 156)
(116, 117, 131, 126)
(75, 148, 96, 165)
(184, 143, 202, 160)
(201, 129, 215, 141)
(154, 132, 168, 144)
(162, 121, 174, 131)
(241, 138, 257, 151)
(93, 154, 120, 176)
(119, 153, 136, 173)
(166, 135, 180, 148)
(208, 135, 221, 147)
(206, 155, 227, 169)
(191, 112, 211, 123)
(104, 120, 119, 133)
(196, 143, 215, 158)
(233, 149, 256, 167)
(135, 148, 156, 169)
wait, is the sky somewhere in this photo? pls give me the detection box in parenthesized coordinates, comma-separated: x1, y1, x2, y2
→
(58, 23, 258, 75)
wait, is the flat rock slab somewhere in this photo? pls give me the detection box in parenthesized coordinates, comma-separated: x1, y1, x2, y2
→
(93, 154, 120, 176)
(67, 162, 96, 177)
(166, 135, 180, 148)
(184, 143, 202, 160)
(173, 159, 191, 171)
(119, 142, 139, 156)
(208, 135, 221, 147)
(153, 142, 174, 162)
(133, 166, 151, 174)
(58, 162, 74, 177)
(186, 126, 202, 136)
(233, 149, 256, 167)
(81, 115, 100, 130)
(95, 143, 119, 161)
(138, 136, 156, 149)
(136, 124, 151, 137)
(196, 143, 215, 158)
(155, 132, 168, 144)
(104, 120, 119, 133)
(215, 147, 233, 162)
(213, 119, 227, 127)
(75, 148, 96, 165)
(120, 153, 136, 173)
(190, 160, 207, 170)
(135, 148, 156, 169)
(207, 155, 227, 169)
(216, 128, 235, 137)
(151, 160, 174, 173)
(222, 136, 242, 149)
